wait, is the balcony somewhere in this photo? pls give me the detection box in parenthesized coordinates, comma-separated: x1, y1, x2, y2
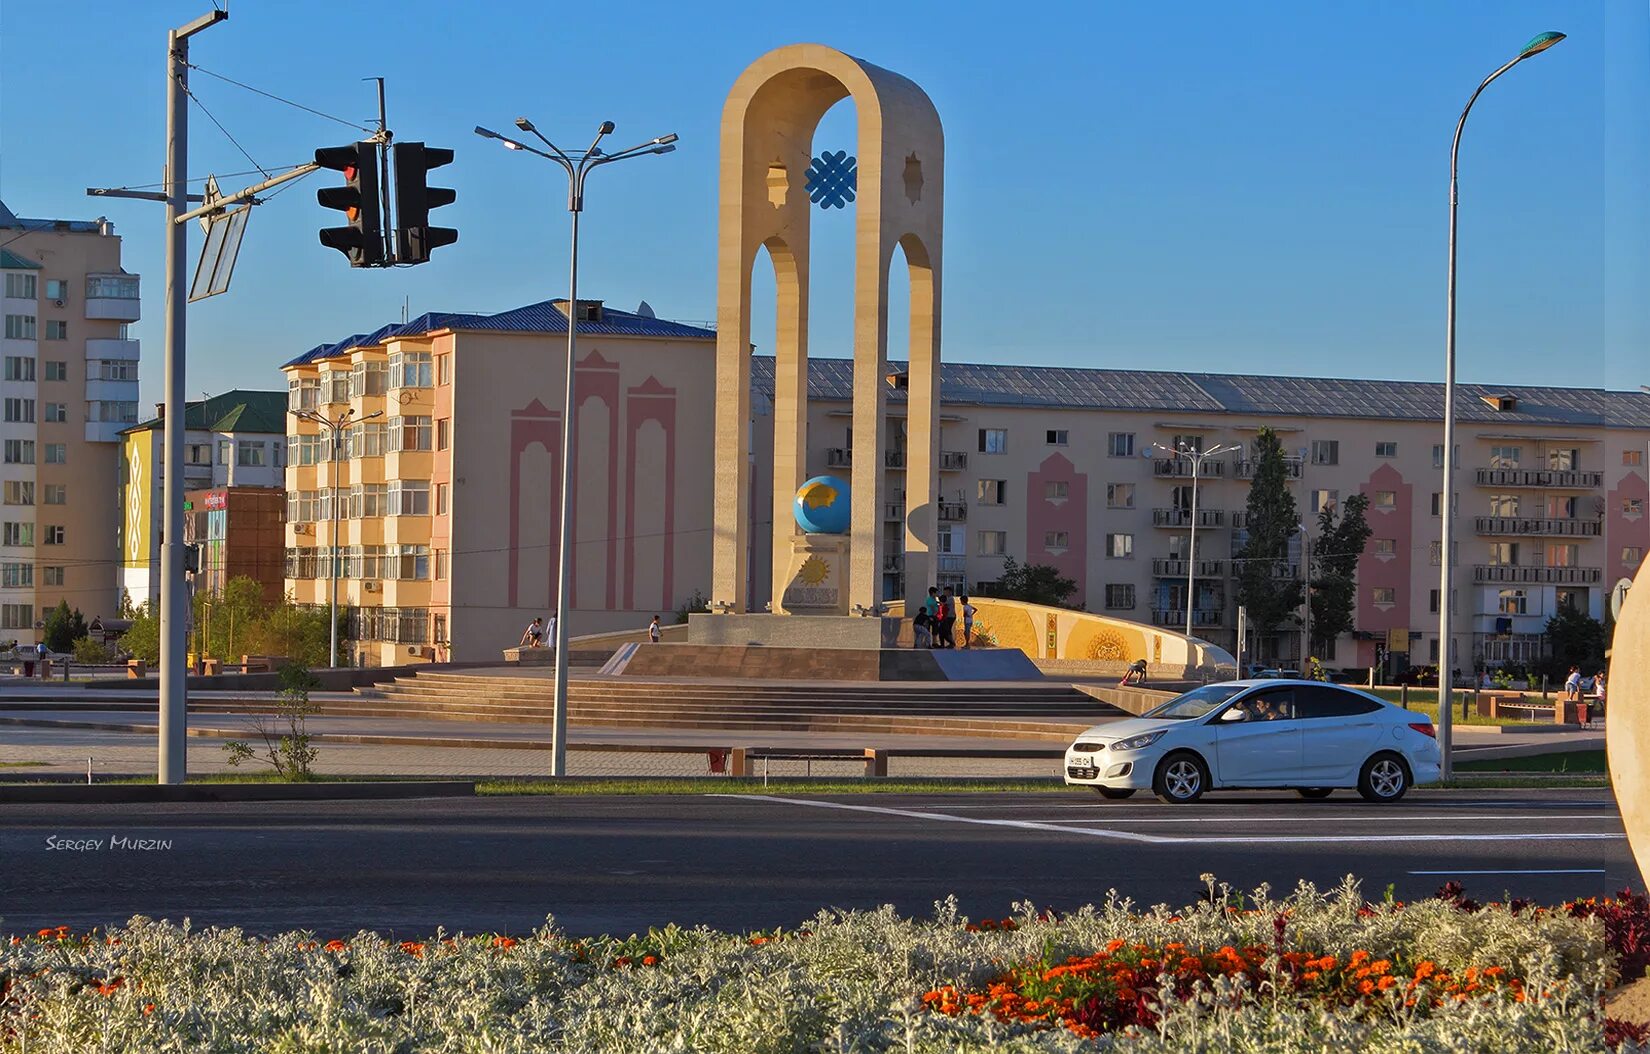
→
(1152, 507, 1226, 529)
(85, 338, 139, 362)
(1472, 564, 1603, 585)
(1152, 608, 1223, 629)
(883, 502, 902, 522)
(1235, 458, 1303, 479)
(1474, 516, 1602, 538)
(938, 501, 967, 523)
(85, 275, 141, 322)
(825, 448, 851, 469)
(1154, 457, 1227, 479)
(882, 553, 904, 573)
(939, 450, 968, 472)
(1152, 558, 1226, 578)
(1474, 467, 1603, 489)
(884, 450, 906, 469)
(937, 554, 967, 574)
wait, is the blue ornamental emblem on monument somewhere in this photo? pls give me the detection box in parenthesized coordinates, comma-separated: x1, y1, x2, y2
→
(805, 151, 857, 210)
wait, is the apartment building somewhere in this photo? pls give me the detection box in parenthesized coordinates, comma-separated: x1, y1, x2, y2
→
(0, 200, 140, 635)
(118, 389, 285, 609)
(281, 299, 716, 666)
(183, 487, 286, 602)
(748, 361, 1650, 674)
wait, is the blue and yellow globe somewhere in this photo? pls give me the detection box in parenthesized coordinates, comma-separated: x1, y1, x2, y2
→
(793, 474, 851, 534)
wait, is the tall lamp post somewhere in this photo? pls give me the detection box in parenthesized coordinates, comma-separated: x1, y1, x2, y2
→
(1149, 441, 1239, 640)
(473, 119, 677, 776)
(1439, 30, 1565, 778)
(1297, 520, 1314, 675)
(295, 407, 382, 667)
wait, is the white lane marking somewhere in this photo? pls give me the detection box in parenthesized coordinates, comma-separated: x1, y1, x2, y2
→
(1016, 814, 1622, 825)
(712, 795, 1628, 846)
(923, 801, 1616, 811)
(1408, 869, 1606, 876)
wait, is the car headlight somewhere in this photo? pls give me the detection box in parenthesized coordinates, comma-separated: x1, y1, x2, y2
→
(1111, 731, 1166, 752)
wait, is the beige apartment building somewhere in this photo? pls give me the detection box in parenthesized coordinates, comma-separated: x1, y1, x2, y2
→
(0, 200, 140, 636)
(282, 299, 716, 666)
(747, 362, 1650, 674)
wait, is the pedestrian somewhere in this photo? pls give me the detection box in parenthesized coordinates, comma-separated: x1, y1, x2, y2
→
(912, 608, 932, 649)
(923, 586, 940, 625)
(545, 611, 558, 651)
(648, 615, 662, 643)
(960, 595, 977, 647)
(519, 617, 545, 649)
(937, 590, 957, 649)
(1564, 665, 1582, 702)
(1593, 670, 1607, 709)
(34, 639, 46, 679)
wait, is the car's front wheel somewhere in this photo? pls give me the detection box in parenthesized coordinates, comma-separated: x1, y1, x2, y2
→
(1153, 752, 1208, 804)
(1093, 786, 1136, 800)
(1296, 788, 1333, 800)
(1358, 753, 1411, 802)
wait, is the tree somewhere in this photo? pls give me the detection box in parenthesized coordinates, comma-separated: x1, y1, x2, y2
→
(1308, 493, 1374, 656)
(223, 662, 320, 781)
(194, 575, 268, 660)
(1233, 427, 1304, 650)
(41, 600, 87, 653)
(119, 604, 160, 664)
(1543, 605, 1605, 680)
(988, 557, 1079, 608)
(250, 601, 331, 667)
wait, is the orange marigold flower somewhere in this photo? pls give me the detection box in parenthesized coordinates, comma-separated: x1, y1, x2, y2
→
(324, 939, 347, 953)
(1348, 950, 1370, 967)
(492, 936, 517, 949)
(1414, 961, 1437, 981)
(142, 1003, 155, 1016)
(35, 929, 52, 939)
(1358, 980, 1375, 995)
(1377, 976, 1397, 990)
(1482, 966, 1504, 979)
(749, 936, 769, 946)
(399, 941, 425, 958)
(93, 978, 123, 997)
(642, 955, 660, 966)
(1368, 959, 1391, 975)
(1104, 939, 1126, 953)
(1302, 971, 1321, 982)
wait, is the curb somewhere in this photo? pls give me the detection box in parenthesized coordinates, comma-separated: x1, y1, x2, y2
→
(0, 781, 476, 803)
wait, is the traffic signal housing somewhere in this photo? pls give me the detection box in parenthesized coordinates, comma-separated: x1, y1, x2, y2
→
(392, 142, 458, 264)
(315, 142, 385, 267)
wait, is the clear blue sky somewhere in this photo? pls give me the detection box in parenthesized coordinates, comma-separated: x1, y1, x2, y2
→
(0, 0, 1642, 410)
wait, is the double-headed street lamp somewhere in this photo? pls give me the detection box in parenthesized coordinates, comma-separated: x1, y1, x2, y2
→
(295, 407, 382, 668)
(473, 118, 678, 777)
(1147, 441, 1239, 641)
(1438, 30, 1565, 779)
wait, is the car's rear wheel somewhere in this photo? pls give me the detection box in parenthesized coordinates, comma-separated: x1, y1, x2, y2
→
(1358, 753, 1410, 802)
(1153, 752, 1208, 804)
(1093, 786, 1136, 799)
(1296, 788, 1333, 800)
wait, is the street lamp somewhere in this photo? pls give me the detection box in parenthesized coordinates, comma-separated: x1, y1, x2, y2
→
(473, 118, 678, 777)
(295, 407, 382, 667)
(1148, 441, 1239, 641)
(1297, 520, 1314, 676)
(1439, 30, 1565, 779)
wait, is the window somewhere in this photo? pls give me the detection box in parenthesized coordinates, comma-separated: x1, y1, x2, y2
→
(1431, 444, 1461, 468)
(44, 279, 66, 301)
(390, 416, 432, 452)
(387, 480, 431, 516)
(435, 482, 449, 516)
(1626, 450, 1644, 467)
(1, 522, 31, 547)
(3, 482, 32, 506)
(217, 440, 231, 465)
(1043, 480, 1068, 501)
(1430, 492, 1457, 517)
(348, 361, 389, 398)
(1371, 586, 1396, 605)
(86, 275, 139, 299)
(1498, 589, 1528, 616)
(0, 604, 30, 629)
(42, 444, 64, 465)
(1541, 495, 1577, 519)
(1555, 588, 1585, 613)
(1, 563, 32, 588)
(436, 355, 452, 385)
(386, 544, 431, 580)
(1107, 483, 1134, 508)
(1430, 540, 1460, 566)
(1310, 439, 1339, 465)
(1310, 489, 1338, 514)
(288, 377, 320, 411)
(1375, 441, 1398, 458)
(1169, 484, 1194, 510)
(436, 419, 450, 451)
(3, 357, 34, 382)
(95, 360, 137, 381)
(3, 274, 36, 299)
(236, 440, 265, 467)
(1104, 584, 1135, 610)
(1044, 530, 1069, 549)
(434, 550, 449, 580)
(1548, 448, 1577, 470)
(94, 401, 137, 423)
(42, 566, 63, 586)
(1107, 432, 1135, 457)
(1373, 489, 1396, 510)
(1625, 498, 1644, 518)
(43, 320, 66, 341)
(324, 372, 351, 405)
(1296, 686, 1382, 719)
(388, 351, 434, 389)
(347, 484, 388, 519)
(1489, 445, 1522, 469)
(42, 485, 64, 505)
(1488, 542, 1519, 566)
(42, 526, 64, 545)
(187, 443, 211, 465)
(43, 402, 65, 423)
(1547, 543, 1579, 568)
(1428, 589, 1457, 614)
(977, 480, 1005, 505)
(4, 440, 33, 464)
(978, 428, 1007, 454)
(1488, 494, 1519, 516)
(1625, 547, 1645, 568)
(1372, 538, 1395, 557)
(3, 399, 33, 424)
(977, 530, 1007, 555)
(43, 360, 66, 381)
(348, 422, 389, 459)
(1106, 533, 1133, 559)
(1045, 429, 1068, 446)
(4, 315, 36, 340)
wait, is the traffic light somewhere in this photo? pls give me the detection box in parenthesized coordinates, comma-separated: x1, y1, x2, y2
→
(183, 543, 201, 575)
(392, 141, 457, 264)
(315, 142, 384, 267)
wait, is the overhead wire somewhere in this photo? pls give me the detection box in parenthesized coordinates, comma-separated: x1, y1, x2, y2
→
(182, 85, 271, 180)
(185, 63, 374, 134)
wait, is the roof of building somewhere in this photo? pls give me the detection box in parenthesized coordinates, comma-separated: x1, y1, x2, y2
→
(121, 389, 287, 437)
(0, 249, 40, 270)
(282, 300, 717, 367)
(751, 357, 1650, 429)
(0, 198, 107, 234)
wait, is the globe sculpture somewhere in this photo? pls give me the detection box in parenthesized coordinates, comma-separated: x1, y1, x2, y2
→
(793, 474, 851, 534)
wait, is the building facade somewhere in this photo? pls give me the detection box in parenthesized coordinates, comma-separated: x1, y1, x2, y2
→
(184, 487, 286, 602)
(281, 300, 717, 666)
(0, 200, 141, 634)
(118, 390, 285, 610)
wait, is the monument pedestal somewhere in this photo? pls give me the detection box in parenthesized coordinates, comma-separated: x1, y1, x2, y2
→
(777, 534, 850, 616)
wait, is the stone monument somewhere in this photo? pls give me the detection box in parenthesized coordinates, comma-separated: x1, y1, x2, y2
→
(1607, 562, 1650, 884)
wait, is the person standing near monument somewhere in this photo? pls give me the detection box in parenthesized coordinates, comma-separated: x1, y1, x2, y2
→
(649, 616, 663, 643)
(545, 612, 557, 652)
(937, 590, 957, 649)
(1565, 665, 1582, 701)
(959, 595, 976, 648)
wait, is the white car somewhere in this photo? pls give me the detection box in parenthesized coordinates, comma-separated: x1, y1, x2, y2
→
(1063, 680, 1441, 803)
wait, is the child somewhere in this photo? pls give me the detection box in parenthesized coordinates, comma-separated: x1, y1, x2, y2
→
(912, 609, 933, 649)
(648, 615, 662, 643)
(960, 595, 977, 647)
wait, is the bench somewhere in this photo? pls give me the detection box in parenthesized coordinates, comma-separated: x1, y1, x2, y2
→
(1480, 692, 1593, 725)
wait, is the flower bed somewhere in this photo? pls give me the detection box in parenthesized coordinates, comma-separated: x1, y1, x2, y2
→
(0, 877, 1640, 1052)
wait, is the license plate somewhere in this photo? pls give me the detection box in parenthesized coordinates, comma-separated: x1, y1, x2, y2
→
(1069, 755, 1094, 768)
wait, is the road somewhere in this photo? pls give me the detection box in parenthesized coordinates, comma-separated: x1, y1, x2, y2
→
(0, 789, 1631, 938)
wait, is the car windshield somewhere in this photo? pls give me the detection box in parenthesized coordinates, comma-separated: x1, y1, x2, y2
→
(1143, 683, 1248, 721)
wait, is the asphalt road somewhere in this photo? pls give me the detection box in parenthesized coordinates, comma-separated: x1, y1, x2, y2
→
(0, 789, 1632, 938)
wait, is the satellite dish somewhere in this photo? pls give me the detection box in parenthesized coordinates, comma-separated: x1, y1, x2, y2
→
(636, 300, 656, 318)
(1612, 577, 1634, 621)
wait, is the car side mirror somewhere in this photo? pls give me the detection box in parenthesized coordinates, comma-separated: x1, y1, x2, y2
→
(1220, 708, 1246, 723)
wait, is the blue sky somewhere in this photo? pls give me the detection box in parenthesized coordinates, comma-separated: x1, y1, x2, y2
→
(0, 1, 1642, 409)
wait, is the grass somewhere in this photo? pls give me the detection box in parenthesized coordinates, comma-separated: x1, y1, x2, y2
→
(1454, 750, 1607, 774)
(0, 760, 47, 768)
(1362, 689, 1551, 727)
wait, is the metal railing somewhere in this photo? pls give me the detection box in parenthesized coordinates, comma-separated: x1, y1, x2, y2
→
(1235, 458, 1303, 479)
(885, 450, 905, 469)
(1473, 515, 1602, 537)
(938, 501, 968, 522)
(1471, 564, 1602, 585)
(1474, 467, 1603, 489)
(937, 554, 967, 573)
(1151, 558, 1226, 578)
(939, 451, 968, 472)
(824, 448, 851, 469)
(1151, 507, 1226, 528)
(1152, 608, 1222, 628)
(1153, 457, 1227, 478)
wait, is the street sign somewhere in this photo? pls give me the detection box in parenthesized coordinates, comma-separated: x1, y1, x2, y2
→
(1386, 627, 1409, 653)
(1612, 577, 1634, 621)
